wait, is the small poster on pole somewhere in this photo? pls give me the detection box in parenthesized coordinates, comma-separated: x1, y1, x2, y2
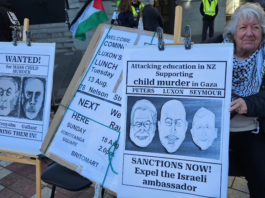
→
(0, 42, 55, 155)
(118, 43, 233, 198)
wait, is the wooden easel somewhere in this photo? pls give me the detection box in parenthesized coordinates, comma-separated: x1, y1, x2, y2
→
(165, 6, 194, 45)
(0, 18, 42, 198)
(0, 150, 42, 197)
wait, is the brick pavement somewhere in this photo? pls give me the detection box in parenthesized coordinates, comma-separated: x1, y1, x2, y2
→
(0, 159, 116, 198)
(0, 159, 250, 198)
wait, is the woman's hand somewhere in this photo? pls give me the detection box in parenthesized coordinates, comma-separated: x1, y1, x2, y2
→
(229, 98, 248, 114)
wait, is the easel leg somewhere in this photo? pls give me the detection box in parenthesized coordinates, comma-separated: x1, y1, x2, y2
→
(36, 158, 42, 198)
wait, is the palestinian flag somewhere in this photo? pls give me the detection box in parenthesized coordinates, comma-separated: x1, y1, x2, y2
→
(70, 0, 108, 41)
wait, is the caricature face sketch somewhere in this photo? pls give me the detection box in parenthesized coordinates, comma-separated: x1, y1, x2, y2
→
(191, 108, 218, 150)
(158, 100, 188, 153)
(0, 77, 19, 116)
(130, 99, 157, 147)
(22, 78, 44, 120)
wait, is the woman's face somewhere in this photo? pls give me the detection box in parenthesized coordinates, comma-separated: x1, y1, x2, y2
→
(234, 16, 263, 57)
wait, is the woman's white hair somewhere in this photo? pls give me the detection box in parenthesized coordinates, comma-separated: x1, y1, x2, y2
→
(223, 3, 265, 44)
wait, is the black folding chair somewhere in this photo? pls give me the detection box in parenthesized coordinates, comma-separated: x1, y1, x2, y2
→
(41, 162, 92, 198)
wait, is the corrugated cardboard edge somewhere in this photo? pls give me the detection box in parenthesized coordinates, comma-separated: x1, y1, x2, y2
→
(41, 24, 174, 194)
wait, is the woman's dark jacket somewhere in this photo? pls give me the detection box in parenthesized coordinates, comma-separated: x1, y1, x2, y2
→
(207, 35, 265, 134)
(118, 11, 138, 28)
(142, 5, 163, 32)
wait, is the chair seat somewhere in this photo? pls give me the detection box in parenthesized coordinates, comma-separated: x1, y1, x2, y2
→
(41, 163, 92, 191)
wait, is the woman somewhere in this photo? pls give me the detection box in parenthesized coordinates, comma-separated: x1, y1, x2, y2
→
(223, 3, 265, 197)
(118, 0, 138, 28)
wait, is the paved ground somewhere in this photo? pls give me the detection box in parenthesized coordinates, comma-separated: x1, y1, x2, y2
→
(0, 157, 115, 198)
(0, 158, 250, 198)
(0, 34, 251, 197)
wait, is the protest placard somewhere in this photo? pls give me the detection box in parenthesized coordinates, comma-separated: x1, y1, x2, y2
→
(118, 43, 233, 198)
(0, 42, 55, 155)
(41, 24, 174, 193)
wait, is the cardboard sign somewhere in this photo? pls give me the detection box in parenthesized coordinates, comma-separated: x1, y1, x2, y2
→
(118, 43, 233, 198)
(41, 24, 174, 192)
(0, 42, 55, 155)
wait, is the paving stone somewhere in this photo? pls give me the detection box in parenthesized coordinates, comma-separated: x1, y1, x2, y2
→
(0, 184, 4, 191)
(30, 187, 52, 198)
(46, 184, 53, 189)
(0, 173, 23, 187)
(56, 187, 77, 197)
(228, 176, 235, 187)
(0, 161, 13, 167)
(0, 168, 12, 180)
(54, 192, 69, 198)
(26, 173, 36, 181)
(41, 181, 48, 186)
(12, 164, 36, 180)
(41, 161, 51, 171)
(232, 177, 249, 193)
(6, 163, 28, 173)
(17, 165, 35, 177)
(20, 182, 36, 198)
(227, 188, 250, 198)
(0, 188, 16, 198)
(10, 194, 25, 198)
(71, 188, 94, 198)
(9, 177, 34, 194)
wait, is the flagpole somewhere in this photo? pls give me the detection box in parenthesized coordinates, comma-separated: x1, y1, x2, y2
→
(65, 0, 70, 30)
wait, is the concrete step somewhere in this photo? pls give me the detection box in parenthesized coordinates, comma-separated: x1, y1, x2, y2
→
(33, 32, 73, 39)
(29, 23, 68, 30)
(24, 22, 75, 52)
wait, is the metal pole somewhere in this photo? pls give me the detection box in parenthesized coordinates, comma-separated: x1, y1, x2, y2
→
(65, 0, 70, 30)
